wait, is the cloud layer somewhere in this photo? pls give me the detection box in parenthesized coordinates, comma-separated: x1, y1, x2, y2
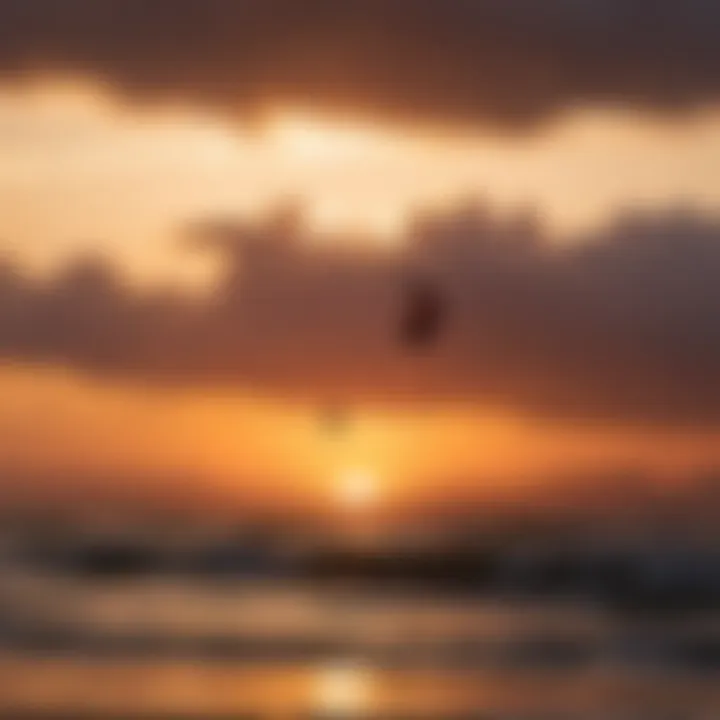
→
(1, 0, 720, 128)
(2, 202, 720, 426)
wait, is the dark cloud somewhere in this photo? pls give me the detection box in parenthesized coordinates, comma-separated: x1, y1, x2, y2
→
(2, 201, 720, 426)
(0, 0, 719, 128)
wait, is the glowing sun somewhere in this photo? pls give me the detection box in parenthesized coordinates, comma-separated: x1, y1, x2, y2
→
(335, 469, 380, 510)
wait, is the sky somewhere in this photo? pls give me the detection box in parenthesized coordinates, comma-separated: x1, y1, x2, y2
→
(2, 0, 720, 521)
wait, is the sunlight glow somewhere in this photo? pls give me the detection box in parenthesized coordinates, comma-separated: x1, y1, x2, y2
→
(313, 662, 372, 716)
(268, 112, 383, 163)
(335, 469, 380, 510)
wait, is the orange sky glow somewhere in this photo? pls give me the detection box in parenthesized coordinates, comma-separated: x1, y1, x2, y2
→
(3, 81, 720, 518)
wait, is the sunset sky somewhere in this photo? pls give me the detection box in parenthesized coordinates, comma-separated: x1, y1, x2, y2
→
(2, 0, 720, 519)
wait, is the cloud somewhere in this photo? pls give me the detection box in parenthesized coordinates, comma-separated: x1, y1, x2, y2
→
(0, 0, 719, 129)
(2, 201, 720, 426)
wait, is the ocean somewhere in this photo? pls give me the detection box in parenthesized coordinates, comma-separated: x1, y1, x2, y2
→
(0, 567, 717, 718)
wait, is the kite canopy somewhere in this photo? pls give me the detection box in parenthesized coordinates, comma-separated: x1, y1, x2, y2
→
(399, 277, 445, 351)
(318, 275, 446, 437)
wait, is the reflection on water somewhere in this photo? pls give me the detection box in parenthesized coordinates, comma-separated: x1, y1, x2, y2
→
(1, 657, 719, 717)
(0, 573, 718, 717)
(314, 661, 373, 717)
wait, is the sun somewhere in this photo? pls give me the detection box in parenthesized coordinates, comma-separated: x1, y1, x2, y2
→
(335, 468, 380, 510)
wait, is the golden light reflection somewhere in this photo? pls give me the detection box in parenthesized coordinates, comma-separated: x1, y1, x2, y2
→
(313, 661, 373, 717)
